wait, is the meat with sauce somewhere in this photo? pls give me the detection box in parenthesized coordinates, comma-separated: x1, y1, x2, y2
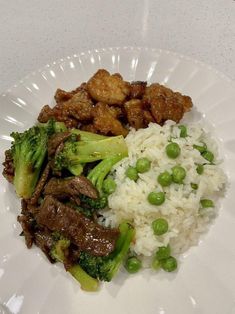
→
(143, 83, 193, 124)
(92, 102, 128, 136)
(36, 196, 119, 257)
(87, 69, 130, 105)
(44, 176, 99, 200)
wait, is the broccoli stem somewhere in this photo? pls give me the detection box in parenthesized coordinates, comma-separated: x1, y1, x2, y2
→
(67, 135, 128, 164)
(71, 129, 107, 141)
(87, 155, 123, 193)
(69, 264, 99, 292)
(51, 239, 99, 291)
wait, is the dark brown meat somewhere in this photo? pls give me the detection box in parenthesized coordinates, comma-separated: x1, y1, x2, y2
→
(17, 214, 34, 248)
(143, 83, 193, 124)
(29, 163, 51, 205)
(92, 102, 128, 136)
(2, 149, 14, 183)
(36, 196, 119, 256)
(34, 228, 55, 263)
(124, 99, 145, 129)
(87, 69, 130, 105)
(130, 81, 147, 99)
(47, 132, 71, 157)
(44, 176, 99, 200)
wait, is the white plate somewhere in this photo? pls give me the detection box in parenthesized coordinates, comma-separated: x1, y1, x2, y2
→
(0, 47, 235, 314)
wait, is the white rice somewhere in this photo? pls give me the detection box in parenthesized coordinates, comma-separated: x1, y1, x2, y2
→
(100, 122, 227, 261)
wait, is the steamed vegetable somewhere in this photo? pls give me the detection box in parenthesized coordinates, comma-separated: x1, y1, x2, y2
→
(79, 222, 135, 282)
(51, 238, 99, 291)
(54, 133, 128, 187)
(10, 120, 60, 199)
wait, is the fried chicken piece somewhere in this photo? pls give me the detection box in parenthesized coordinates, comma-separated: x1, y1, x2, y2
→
(87, 69, 130, 105)
(143, 110, 155, 125)
(80, 123, 98, 133)
(143, 83, 193, 124)
(54, 83, 87, 104)
(130, 81, 147, 99)
(38, 89, 93, 128)
(124, 99, 145, 129)
(92, 103, 128, 136)
(62, 90, 93, 121)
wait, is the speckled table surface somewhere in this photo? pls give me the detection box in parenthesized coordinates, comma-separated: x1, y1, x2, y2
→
(0, 0, 234, 93)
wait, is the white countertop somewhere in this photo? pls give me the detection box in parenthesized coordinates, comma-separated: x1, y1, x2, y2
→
(0, 0, 234, 93)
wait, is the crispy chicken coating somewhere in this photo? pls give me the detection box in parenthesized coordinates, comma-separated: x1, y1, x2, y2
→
(92, 103, 128, 136)
(143, 83, 193, 124)
(130, 81, 147, 99)
(124, 99, 145, 129)
(38, 89, 93, 127)
(87, 69, 130, 105)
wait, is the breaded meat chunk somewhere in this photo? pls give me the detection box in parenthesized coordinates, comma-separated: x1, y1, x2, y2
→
(92, 102, 128, 136)
(124, 99, 145, 129)
(143, 83, 193, 124)
(38, 89, 93, 127)
(130, 81, 147, 99)
(87, 69, 130, 105)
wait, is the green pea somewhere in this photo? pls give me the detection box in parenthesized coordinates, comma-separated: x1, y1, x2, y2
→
(155, 245, 171, 260)
(202, 150, 214, 163)
(193, 143, 207, 153)
(191, 183, 198, 190)
(161, 256, 178, 272)
(148, 192, 165, 206)
(125, 257, 142, 274)
(136, 157, 151, 173)
(151, 257, 161, 270)
(102, 178, 117, 195)
(200, 199, 214, 208)
(125, 166, 139, 181)
(178, 125, 187, 138)
(172, 165, 186, 184)
(196, 164, 204, 175)
(166, 142, 181, 159)
(152, 218, 168, 235)
(157, 171, 172, 187)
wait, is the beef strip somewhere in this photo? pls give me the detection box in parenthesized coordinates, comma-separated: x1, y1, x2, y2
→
(34, 228, 55, 263)
(44, 176, 98, 201)
(47, 132, 71, 157)
(130, 81, 147, 99)
(17, 214, 35, 248)
(2, 149, 14, 183)
(29, 163, 51, 205)
(36, 196, 119, 256)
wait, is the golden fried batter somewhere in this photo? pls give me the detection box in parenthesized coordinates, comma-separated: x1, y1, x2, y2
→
(143, 83, 193, 124)
(124, 99, 145, 129)
(92, 103, 128, 136)
(87, 69, 130, 105)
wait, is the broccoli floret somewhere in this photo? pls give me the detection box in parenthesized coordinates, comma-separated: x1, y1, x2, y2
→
(54, 133, 128, 180)
(11, 126, 49, 198)
(79, 222, 135, 282)
(10, 120, 66, 199)
(80, 194, 108, 210)
(51, 237, 99, 291)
